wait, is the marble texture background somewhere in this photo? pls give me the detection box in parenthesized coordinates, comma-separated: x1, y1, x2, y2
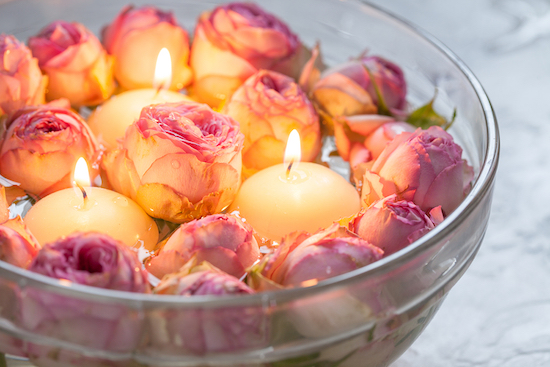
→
(363, 0, 550, 366)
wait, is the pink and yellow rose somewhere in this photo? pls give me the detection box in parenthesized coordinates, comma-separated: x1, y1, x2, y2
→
(102, 5, 192, 90)
(0, 216, 41, 269)
(28, 21, 115, 107)
(0, 103, 100, 198)
(190, 2, 303, 107)
(223, 70, 321, 175)
(0, 34, 46, 116)
(146, 213, 260, 279)
(312, 55, 407, 120)
(261, 224, 383, 287)
(349, 195, 438, 256)
(361, 126, 474, 215)
(103, 101, 244, 223)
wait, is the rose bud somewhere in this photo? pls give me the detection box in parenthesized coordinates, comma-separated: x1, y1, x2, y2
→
(349, 195, 437, 256)
(361, 126, 474, 215)
(20, 232, 148, 358)
(146, 214, 260, 280)
(29, 232, 149, 292)
(0, 216, 40, 268)
(103, 101, 244, 223)
(0, 34, 47, 116)
(149, 264, 268, 354)
(28, 21, 115, 107)
(312, 55, 406, 123)
(263, 223, 383, 287)
(223, 70, 321, 175)
(0, 104, 100, 198)
(190, 2, 304, 107)
(102, 5, 192, 90)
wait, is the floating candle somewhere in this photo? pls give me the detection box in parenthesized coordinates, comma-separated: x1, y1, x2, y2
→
(228, 130, 360, 241)
(87, 48, 190, 149)
(24, 158, 158, 250)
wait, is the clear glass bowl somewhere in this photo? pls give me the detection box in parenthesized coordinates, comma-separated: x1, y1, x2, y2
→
(0, 0, 499, 366)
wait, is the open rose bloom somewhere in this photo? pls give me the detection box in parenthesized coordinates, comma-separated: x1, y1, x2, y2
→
(28, 21, 115, 107)
(102, 5, 192, 90)
(103, 101, 244, 223)
(224, 70, 321, 174)
(0, 34, 46, 116)
(0, 103, 100, 198)
(190, 2, 303, 107)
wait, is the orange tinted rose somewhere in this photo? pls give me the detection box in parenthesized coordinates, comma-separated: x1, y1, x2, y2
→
(102, 5, 192, 90)
(0, 104, 100, 197)
(190, 2, 303, 107)
(0, 34, 46, 116)
(28, 21, 114, 107)
(223, 70, 321, 175)
(103, 101, 244, 223)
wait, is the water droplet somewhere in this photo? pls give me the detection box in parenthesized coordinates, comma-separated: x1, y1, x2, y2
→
(113, 196, 128, 207)
(171, 160, 181, 169)
(326, 266, 332, 274)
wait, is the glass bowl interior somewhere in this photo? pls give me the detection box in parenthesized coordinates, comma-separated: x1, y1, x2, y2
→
(0, 0, 499, 366)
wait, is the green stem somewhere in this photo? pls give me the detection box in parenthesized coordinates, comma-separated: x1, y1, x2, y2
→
(0, 353, 7, 367)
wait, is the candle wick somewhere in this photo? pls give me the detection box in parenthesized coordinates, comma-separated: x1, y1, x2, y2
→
(154, 85, 162, 96)
(286, 159, 294, 178)
(76, 182, 88, 203)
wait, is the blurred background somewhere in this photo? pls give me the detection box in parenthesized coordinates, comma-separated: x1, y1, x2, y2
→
(366, 0, 550, 366)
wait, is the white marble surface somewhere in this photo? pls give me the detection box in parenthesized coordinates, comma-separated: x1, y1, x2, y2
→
(362, 0, 550, 366)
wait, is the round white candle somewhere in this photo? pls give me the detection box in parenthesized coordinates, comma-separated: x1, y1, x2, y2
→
(24, 187, 159, 251)
(24, 158, 158, 251)
(87, 88, 190, 149)
(229, 162, 360, 241)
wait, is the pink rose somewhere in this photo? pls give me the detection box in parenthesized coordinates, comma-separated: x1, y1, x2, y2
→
(0, 216, 40, 268)
(262, 224, 383, 287)
(146, 214, 260, 279)
(0, 34, 46, 116)
(28, 21, 115, 107)
(19, 233, 148, 359)
(361, 126, 473, 215)
(349, 195, 437, 256)
(103, 101, 244, 223)
(148, 264, 267, 354)
(190, 2, 303, 107)
(223, 70, 321, 175)
(102, 5, 192, 90)
(28, 232, 149, 292)
(312, 55, 407, 120)
(0, 104, 100, 197)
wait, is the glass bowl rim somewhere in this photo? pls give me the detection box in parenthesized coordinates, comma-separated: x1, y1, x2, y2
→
(0, 0, 500, 308)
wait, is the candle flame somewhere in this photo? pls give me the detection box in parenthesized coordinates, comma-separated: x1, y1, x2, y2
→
(153, 48, 172, 90)
(73, 157, 90, 201)
(284, 129, 301, 175)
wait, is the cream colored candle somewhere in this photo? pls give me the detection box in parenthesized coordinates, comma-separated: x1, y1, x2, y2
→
(87, 48, 191, 149)
(228, 130, 360, 241)
(24, 158, 158, 250)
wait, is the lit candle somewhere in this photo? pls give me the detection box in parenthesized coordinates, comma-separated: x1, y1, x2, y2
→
(87, 48, 191, 149)
(24, 158, 159, 250)
(228, 130, 361, 241)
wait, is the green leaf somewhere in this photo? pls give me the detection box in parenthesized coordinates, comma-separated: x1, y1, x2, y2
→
(406, 91, 456, 130)
(363, 66, 391, 116)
